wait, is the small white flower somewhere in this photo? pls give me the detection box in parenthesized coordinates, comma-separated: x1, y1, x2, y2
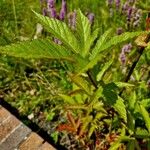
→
(28, 113, 34, 120)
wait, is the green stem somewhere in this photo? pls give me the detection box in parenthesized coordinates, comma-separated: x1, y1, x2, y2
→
(87, 70, 98, 89)
(12, 0, 18, 36)
(119, 34, 150, 96)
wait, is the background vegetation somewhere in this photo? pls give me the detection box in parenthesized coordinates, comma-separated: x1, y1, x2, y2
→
(0, 0, 150, 149)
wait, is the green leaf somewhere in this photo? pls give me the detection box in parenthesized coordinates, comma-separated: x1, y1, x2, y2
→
(51, 131, 59, 143)
(109, 135, 133, 150)
(89, 86, 103, 106)
(145, 42, 150, 51)
(120, 136, 134, 141)
(88, 124, 97, 137)
(96, 58, 113, 81)
(126, 141, 135, 150)
(69, 74, 92, 95)
(46, 112, 55, 121)
(59, 94, 77, 105)
(76, 53, 104, 75)
(78, 31, 146, 74)
(91, 28, 113, 59)
(0, 39, 74, 61)
(71, 84, 87, 104)
(114, 82, 134, 88)
(139, 104, 150, 133)
(102, 82, 118, 105)
(126, 139, 140, 150)
(127, 111, 135, 132)
(128, 91, 136, 110)
(114, 97, 127, 123)
(140, 99, 150, 108)
(89, 28, 100, 50)
(74, 54, 89, 72)
(76, 9, 91, 57)
(33, 11, 79, 54)
(99, 31, 148, 53)
(109, 141, 122, 150)
(80, 116, 93, 135)
(136, 128, 150, 138)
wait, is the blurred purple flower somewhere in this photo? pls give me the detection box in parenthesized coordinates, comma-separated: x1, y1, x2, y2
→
(122, 43, 132, 53)
(115, 0, 120, 10)
(121, 1, 142, 29)
(122, 2, 129, 13)
(47, 0, 55, 8)
(127, 7, 133, 19)
(119, 52, 126, 64)
(126, 7, 133, 28)
(119, 43, 132, 65)
(59, 0, 67, 20)
(107, 0, 114, 7)
(49, 7, 57, 18)
(54, 38, 62, 45)
(46, 0, 57, 18)
(133, 9, 142, 27)
(87, 13, 95, 24)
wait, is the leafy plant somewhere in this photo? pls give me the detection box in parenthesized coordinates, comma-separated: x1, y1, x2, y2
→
(0, 9, 150, 149)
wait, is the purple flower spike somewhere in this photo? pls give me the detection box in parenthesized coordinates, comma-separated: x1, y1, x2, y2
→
(54, 38, 62, 45)
(47, 0, 55, 8)
(133, 9, 141, 27)
(122, 2, 129, 13)
(87, 13, 95, 24)
(122, 43, 132, 53)
(107, 0, 113, 7)
(50, 7, 57, 18)
(127, 7, 133, 19)
(126, 7, 133, 28)
(59, 0, 67, 21)
(115, 0, 120, 10)
(119, 52, 126, 64)
(47, 0, 57, 18)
